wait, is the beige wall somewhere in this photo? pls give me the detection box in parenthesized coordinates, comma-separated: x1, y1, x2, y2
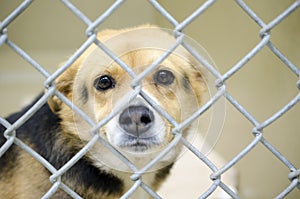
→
(1, 1, 299, 198)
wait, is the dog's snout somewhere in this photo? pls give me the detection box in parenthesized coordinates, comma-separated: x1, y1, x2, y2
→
(119, 106, 154, 137)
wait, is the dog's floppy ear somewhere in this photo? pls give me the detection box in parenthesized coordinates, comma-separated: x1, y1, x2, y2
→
(48, 62, 79, 113)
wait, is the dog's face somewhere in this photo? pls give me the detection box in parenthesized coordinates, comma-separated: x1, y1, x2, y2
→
(49, 26, 206, 170)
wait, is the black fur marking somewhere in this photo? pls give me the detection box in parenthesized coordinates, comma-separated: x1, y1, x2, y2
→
(0, 94, 124, 197)
(81, 85, 89, 104)
(154, 163, 174, 183)
(182, 74, 191, 90)
(0, 125, 19, 179)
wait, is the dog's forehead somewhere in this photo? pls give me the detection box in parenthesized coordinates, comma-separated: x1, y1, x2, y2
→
(77, 27, 200, 81)
(81, 47, 190, 78)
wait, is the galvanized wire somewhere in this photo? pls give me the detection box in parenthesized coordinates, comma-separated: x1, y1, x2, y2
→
(0, 0, 299, 198)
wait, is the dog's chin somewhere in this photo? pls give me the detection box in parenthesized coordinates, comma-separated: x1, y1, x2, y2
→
(116, 135, 162, 153)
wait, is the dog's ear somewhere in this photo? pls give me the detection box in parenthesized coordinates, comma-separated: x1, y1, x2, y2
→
(48, 62, 80, 113)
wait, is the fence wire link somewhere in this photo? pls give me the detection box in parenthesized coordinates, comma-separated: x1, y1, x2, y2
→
(0, 0, 299, 198)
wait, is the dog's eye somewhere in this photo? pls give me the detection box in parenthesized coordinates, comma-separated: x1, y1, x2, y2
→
(153, 69, 175, 85)
(94, 75, 115, 91)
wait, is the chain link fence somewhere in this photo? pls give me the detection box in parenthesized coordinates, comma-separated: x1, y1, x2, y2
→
(0, 0, 299, 198)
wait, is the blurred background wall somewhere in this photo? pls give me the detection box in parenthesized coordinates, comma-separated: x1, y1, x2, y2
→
(0, 0, 299, 198)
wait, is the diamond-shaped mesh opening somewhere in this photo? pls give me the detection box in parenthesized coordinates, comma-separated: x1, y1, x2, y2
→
(226, 48, 299, 121)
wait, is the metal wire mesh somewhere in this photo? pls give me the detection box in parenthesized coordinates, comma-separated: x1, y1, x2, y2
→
(0, 0, 299, 198)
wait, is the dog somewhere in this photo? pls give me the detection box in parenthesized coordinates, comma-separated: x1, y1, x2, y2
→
(0, 25, 232, 198)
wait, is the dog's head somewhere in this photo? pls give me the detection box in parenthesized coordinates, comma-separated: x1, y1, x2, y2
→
(48, 26, 207, 170)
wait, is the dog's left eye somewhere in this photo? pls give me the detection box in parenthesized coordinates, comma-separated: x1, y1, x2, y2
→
(94, 75, 115, 91)
(153, 69, 175, 86)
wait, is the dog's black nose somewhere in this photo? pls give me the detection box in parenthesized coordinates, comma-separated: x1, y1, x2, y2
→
(119, 106, 154, 138)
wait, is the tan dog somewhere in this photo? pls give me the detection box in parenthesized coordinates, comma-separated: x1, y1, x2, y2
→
(0, 26, 214, 199)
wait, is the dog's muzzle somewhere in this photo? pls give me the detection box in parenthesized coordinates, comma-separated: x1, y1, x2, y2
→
(119, 105, 155, 138)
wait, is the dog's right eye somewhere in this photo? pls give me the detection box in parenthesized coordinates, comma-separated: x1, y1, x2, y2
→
(93, 75, 115, 91)
(153, 69, 175, 86)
